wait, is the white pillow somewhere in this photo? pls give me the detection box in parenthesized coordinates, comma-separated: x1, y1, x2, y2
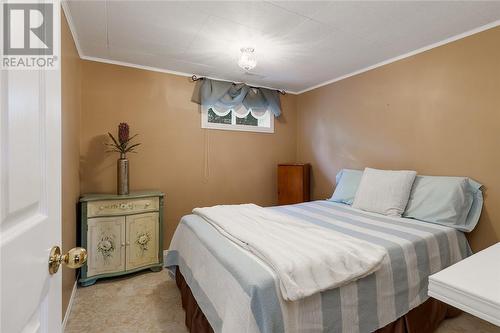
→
(352, 168, 417, 216)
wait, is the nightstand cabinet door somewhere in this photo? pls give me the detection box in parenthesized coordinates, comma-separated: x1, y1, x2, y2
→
(126, 212, 159, 271)
(278, 164, 310, 205)
(87, 216, 126, 277)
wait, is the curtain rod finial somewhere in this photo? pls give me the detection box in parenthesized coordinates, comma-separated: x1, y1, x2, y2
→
(191, 75, 204, 82)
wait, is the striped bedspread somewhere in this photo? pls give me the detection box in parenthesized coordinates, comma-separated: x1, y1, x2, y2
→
(166, 201, 471, 333)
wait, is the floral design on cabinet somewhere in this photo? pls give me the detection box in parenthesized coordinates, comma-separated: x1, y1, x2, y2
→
(97, 233, 116, 264)
(135, 231, 151, 256)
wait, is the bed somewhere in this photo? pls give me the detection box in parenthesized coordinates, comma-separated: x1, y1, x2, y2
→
(166, 200, 471, 333)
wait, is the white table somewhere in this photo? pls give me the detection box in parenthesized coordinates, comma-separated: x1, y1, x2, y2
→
(428, 242, 500, 326)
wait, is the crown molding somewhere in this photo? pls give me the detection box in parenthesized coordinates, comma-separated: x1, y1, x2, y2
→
(296, 19, 500, 94)
(61, 1, 84, 58)
(80, 55, 296, 94)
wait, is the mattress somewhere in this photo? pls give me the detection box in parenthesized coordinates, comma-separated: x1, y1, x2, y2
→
(166, 200, 471, 333)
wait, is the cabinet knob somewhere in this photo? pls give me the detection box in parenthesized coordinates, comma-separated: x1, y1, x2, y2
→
(121, 243, 125, 247)
(99, 206, 104, 210)
(145, 202, 150, 207)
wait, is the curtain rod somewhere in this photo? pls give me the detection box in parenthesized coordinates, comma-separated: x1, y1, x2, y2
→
(191, 75, 286, 95)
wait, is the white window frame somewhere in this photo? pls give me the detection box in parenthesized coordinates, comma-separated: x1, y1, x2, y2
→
(201, 105, 274, 133)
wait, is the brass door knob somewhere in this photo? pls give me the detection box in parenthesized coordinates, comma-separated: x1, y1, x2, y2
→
(48, 246, 87, 275)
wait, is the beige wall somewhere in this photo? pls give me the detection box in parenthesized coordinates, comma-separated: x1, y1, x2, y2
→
(297, 26, 500, 252)
(80, 61, 298, 247)
(61, 12, 82, 318)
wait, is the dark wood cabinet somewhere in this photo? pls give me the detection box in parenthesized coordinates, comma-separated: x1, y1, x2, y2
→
(277, 164, 310, 205)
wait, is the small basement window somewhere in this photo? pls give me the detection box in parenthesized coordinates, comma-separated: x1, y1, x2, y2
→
(202, 106, 274, 133)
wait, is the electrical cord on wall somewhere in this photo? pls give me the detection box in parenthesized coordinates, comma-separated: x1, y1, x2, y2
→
(203, 128, 210, 183)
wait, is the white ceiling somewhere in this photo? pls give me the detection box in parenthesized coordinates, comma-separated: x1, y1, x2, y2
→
(64, 1, 500, 93)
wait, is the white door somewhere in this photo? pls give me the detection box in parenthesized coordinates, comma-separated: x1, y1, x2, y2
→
(0, 4, 62, 333)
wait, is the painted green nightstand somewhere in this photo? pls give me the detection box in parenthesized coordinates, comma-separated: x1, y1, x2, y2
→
(78, 191, 164, 286)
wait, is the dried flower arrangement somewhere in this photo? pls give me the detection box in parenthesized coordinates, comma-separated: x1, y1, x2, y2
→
(106, 122, 141, 157)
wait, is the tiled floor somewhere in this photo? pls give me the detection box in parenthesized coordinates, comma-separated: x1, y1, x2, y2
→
(66, 270, 499, 333)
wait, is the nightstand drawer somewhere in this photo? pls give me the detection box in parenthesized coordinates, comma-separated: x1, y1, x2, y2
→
(87, 197, 159, 217)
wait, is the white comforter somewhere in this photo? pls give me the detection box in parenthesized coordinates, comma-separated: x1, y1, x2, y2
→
(193, 204, 387, 301)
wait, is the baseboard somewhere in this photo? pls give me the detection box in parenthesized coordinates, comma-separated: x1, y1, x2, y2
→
(62, 275, 78, 332)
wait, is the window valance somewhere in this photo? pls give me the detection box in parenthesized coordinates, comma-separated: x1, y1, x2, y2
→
(192, 78, 282, 117)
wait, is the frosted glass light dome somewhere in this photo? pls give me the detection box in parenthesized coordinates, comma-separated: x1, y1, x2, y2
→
(238, 47, 257, 71)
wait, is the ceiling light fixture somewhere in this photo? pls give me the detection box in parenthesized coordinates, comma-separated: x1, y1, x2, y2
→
(238, 47, 257, 71)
